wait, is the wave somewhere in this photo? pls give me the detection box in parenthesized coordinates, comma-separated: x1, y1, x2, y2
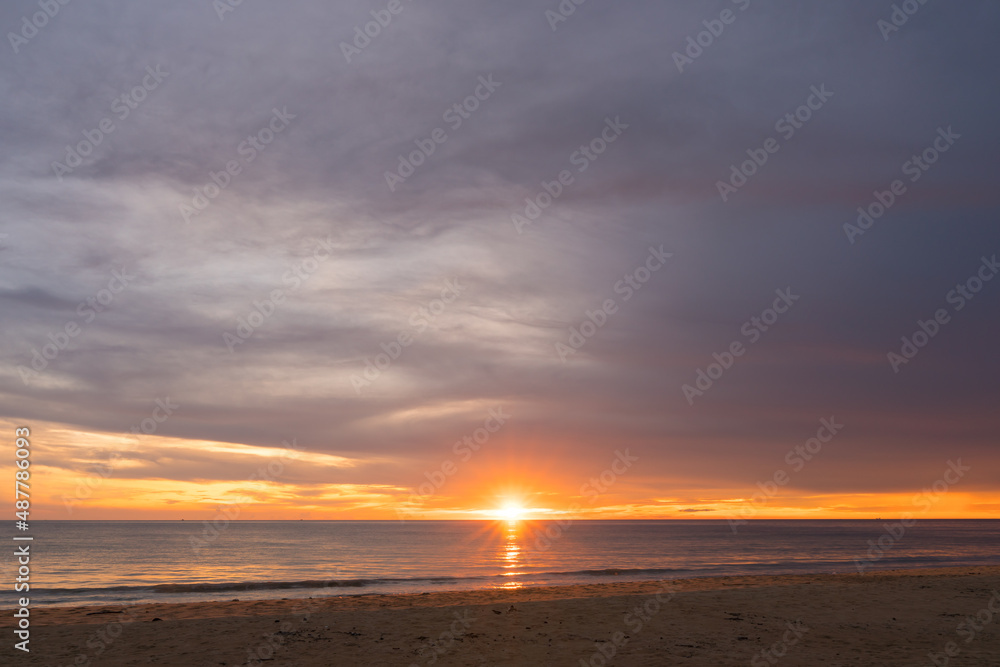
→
(31, 554, 998, 598)
(34, 567, 707, 596)
(547, 567, 685, 577)
(37, 576, 477, 595)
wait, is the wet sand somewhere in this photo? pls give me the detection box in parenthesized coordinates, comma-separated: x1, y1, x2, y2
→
(3, 566, 999, 666)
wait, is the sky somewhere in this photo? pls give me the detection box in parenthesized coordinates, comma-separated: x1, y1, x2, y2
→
(1, 0, 998, 521)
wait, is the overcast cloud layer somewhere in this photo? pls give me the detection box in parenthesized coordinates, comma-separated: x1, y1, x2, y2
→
(2, 0, 998, 516)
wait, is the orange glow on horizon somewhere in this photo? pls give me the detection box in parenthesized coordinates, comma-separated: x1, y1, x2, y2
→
(5, 418, 1000, 521)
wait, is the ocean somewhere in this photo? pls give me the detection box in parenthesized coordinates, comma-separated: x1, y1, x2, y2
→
(5, 520, 998, 608)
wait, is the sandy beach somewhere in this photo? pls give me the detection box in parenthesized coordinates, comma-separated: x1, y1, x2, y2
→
(4, 566, 999, 666)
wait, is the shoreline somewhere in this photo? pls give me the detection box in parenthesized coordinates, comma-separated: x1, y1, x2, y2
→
(5, 566, 999, 665)
(8, 562, 997, 614)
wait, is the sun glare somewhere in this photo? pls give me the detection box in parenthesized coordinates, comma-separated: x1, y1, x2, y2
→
(498, 501, 526, 521)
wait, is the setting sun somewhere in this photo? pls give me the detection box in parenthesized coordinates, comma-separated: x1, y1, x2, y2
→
(497, 501, 527, 522)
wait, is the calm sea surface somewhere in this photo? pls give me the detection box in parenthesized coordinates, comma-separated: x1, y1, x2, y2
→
(4, 520, 997, 607)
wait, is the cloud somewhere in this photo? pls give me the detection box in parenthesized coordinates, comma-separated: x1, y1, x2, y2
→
(0, 0, 998, 515)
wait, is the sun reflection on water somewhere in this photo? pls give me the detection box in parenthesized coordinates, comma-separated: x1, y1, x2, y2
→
(495, 519, 525, 590)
